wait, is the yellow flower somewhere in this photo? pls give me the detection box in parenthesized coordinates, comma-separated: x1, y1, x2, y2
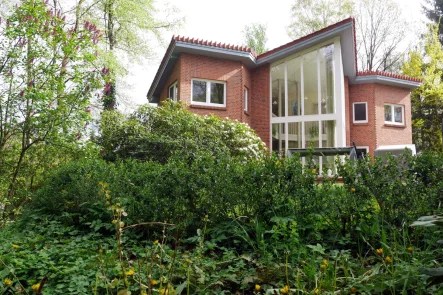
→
(280, 285, 290, 294)
(185, 259, 191, 264)
(255, 284, 261, 292)
(320, 264, 326, 271)
(351, 187, 356, 193)
(31, 283, 40, 291)
(12, 244, 19, 249)
(4, 278, 12, 286)
(126, 269, 135, 276)
(408, 247, 413, 253)
(150, 279, 158, 286)
(313, 288, 319, 295)
(322, 259, 329, 266)
(376, 248, 383, 255)
(153, 240, 159, 245)
(385, 256, 392, 263)
(142, 293, 147, 295)
(312, 169, 317, 174)
(351, 287, 357, 294)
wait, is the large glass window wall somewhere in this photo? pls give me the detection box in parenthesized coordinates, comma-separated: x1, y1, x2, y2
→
(271, 41, 344, 173)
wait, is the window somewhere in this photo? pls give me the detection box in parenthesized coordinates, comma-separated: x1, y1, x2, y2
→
(244, 87, 248, 111)
(353, 102, 367, 123)
(168, 81, 178, 101)
(356, 146, 369, 159)
(384, 104, 404, 125)
(191, 79, 226, 106)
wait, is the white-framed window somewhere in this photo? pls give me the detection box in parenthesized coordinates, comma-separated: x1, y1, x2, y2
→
(191, 79, 226, 107)
(384, 104, 404, 125)
(168, 81, 178, 101)
(244, 87, 248, 111)
(353, 102, 368, 123)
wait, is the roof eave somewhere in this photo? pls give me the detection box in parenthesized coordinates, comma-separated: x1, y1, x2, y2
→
(353, 75, 421, 89)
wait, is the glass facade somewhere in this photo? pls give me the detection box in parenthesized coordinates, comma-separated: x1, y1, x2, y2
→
(270, 41, 344, 173)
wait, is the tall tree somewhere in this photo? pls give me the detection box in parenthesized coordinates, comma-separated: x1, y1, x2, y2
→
(287, 0, 353, 39)
(242, 23, 268, 55)
(82, 0, 181, 109)
(423, 0, 443, 44)
(356, 0, 408, 72)
(402, 24, 443, 152)
(0, 0, 101, 217)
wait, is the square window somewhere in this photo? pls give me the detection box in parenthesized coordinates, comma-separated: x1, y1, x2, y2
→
(353, 102, 367, 123)
(244, 87, 248, 111)
(384, 104, 404, 125)
(191, 79, 226, 106)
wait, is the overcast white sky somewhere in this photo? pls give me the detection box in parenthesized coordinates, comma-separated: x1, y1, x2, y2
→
(121, 0, 426, 109)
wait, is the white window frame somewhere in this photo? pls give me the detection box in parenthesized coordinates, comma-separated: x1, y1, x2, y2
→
(168, 81, 178, 101)
(384, 104, 405, 126)
(191, 78, 226, 107)
(353, 102, 368, 123)
(244, 87, 248, 112)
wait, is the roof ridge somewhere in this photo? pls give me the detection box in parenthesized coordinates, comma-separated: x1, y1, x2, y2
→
(172, 35, 257, 58)
(357, 71, 422, 83)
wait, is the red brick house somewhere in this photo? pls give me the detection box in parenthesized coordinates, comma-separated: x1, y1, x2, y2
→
(147, 18, 420, 168)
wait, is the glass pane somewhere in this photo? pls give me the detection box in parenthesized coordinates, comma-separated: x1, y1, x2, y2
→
(288, 122, 301, 148)
(305, 121, 319, 148)
(354, 103, 366, 121)
(287, 57, 301, 116)
(322, 120, 336, 148)
(168, 86, 174, 100)
(271, 65, 285, 117)
(384, 105, 392, 122)
(323, 156, 336, 175)
(192, 80, 206, 103)
(303, 50, 318, 115)
(319, 44, 334, 114)
(174, 85, 178, 101)
(272, 123, 286, 154)
(210, 83, 224, 104)
(394, 106, 403, 123)
(244, 87, 248, 111)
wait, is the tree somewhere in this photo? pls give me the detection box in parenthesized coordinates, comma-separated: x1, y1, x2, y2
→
(287, 0, 353, 39)
(355, 0, 408, 72)
(423, 0, 443, 44)
(242, 23, 268, 55)
(402, 24, 443, 152)
(0, 0, 101, 217)
(81, 0, 181, 109)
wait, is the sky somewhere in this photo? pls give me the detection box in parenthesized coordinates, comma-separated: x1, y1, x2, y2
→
(121, 0, 426, 109)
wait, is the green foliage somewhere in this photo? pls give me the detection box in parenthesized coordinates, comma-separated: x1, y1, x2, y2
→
(0, 0, 102, 218)
(98, 101, 267, 163)
(242, 23, 268, 55)
(287, 0, 353, 39)
(403, 23, 443, 152)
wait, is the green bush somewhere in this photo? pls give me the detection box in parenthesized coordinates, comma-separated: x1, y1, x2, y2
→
(98, 101, 267, 163)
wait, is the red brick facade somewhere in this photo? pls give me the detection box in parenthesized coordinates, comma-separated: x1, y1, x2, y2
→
(158, 52, 414, 153)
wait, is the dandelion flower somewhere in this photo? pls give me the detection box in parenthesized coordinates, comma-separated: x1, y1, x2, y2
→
(185, 259, 191, 264)
(376, 248, 383, 255)
(255, 284, 261, 292)
(126, 269, 135, 276)
(408, 247, 413, 253)
(313, 288, 319, 295)
(150, 279, 158, 286)
(351, 187, 356, 193)
(280, 285, 290, 294)
(385, 256, 392, 263)
(320, 264, 326, 271)
(153, 240, 159, 245)
(12, 244, 19, 249)
(4, 278, 12, 286)
(31, 283, 40, 291)
(323, 259, 329, 266)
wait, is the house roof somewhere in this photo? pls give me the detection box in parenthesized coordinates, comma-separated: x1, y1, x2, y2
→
(147, 18, 420, 103)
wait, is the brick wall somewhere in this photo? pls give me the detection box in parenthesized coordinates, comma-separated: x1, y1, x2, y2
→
(349, 83, 412, 154)
(250, 64, 271, 147)
(349, 83, 377, 154)
(374, 84, 412, 146)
